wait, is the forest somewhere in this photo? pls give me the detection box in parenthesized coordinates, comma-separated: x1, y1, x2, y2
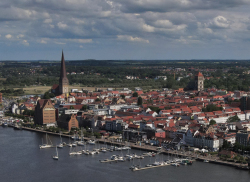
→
(0, 60, 250, 92)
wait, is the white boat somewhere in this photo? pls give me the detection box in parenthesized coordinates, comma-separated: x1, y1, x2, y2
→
(100, 148, 107, 153)
(153, 162, 160, 166)
(88, 140, 95, 145)
(69, 146, 77, 155)
(39, 133, 53, 149)
(2, 123, 8, 127)
(67, 143, 72, 147)
(57, 134, 63, 148)
(115, 147, 122, 151)
(78, 130, 85, 146)
(53, 146, 59, 160)
(77, 141, 85, 146)
(57, 143, 63, 148)
(72, 142, 77, 147)
(89, 151, 96, 155)
(204, 160, 209, 163)
(171, 163, 180, 167)
(76, 151, 82, 155)
(111, 155, 118, 161)
(84, 151, 90, 155)
(118, 156, 125, 162)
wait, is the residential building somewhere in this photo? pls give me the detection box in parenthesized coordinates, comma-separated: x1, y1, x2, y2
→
(194, 133, 220, 151)
(236, 131, 250, 146)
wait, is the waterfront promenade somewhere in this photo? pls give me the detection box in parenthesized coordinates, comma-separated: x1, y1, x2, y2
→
(14, 126, 249, 170)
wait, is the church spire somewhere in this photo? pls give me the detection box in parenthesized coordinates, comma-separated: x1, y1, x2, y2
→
(59, 51, 69, 95)
(60, 50, 67, 79)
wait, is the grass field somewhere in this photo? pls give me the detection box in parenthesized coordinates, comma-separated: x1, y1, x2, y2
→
(17, 85, 105, 95)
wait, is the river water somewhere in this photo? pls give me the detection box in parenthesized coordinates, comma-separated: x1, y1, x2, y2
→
(0, 127, 249, 182)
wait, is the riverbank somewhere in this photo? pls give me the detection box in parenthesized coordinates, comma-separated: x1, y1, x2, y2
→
(5, 125, 250, 170)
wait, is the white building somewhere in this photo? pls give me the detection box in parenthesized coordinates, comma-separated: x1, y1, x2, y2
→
(194, 133, 220, 151)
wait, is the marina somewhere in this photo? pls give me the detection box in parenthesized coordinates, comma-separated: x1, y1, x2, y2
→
(1, 127, 250, 182)
(2, 124, 249, 170)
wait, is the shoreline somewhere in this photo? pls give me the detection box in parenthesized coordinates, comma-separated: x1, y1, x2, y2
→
(5, 125, 250, 170)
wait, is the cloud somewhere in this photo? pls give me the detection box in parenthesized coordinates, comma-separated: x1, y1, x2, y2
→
(54, 41, 66, 45)
(65, 39, 92, 43)
(17, 34, 24, 39)
(39, 39, 47, 44)
(0, 0, 250, 59)
(117, 0, 250, 13)
(142, 24, 155, 32)
(117, 35, 149, 43)
(44, 19, 52, 24)
(22, 40, 29, 46)
(207, 16, 230, 29)
(57, 22, 68, 29)
(5, 34, 12, 39)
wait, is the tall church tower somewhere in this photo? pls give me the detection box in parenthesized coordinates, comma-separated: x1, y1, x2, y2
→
(195, 72, 204, 91)
(59, 51, 69, 95)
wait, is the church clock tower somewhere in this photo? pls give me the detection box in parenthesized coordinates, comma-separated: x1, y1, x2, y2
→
(59, 51, 69, 95)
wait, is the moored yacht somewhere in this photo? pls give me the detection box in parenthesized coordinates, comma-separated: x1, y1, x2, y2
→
(88, 140, 95, 145)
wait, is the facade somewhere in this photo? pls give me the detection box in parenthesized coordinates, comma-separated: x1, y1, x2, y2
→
(105, 119, 127, 131)
(57, 114, 79, 131)
(123, 130, 147, 142)
(155, 129, 166, 138)
(240, 96, 250, 111)
(194, 133, 220, 151)
(34, 99, 56, 126)
(59, 51, 69, 95)
(0, 92, 2, 103)
(195, 72, 204, 91)
(185, 129, 199, 146)
(236, 131, 250, 146)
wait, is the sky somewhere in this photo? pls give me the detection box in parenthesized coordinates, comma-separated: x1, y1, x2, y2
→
(1, 0, 250, 60)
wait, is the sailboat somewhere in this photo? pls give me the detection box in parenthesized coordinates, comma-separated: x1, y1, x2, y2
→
(69, 146, 77, 155)
(39, 133, 53, 149)
(57, 133, 63, 148)
(88, 140, 95, 145)
(77, 130, 84, 146)
(53, 146, 59, 160)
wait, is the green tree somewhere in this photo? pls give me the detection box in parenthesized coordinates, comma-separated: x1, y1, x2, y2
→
(43, 91, 55, 99)
(70, 106, 75, 109)
(132, 92, 138, 97)
(222, 140, 231, 149)
(81, 105, 88, 110)
(137, 97, 142, 106)
(95, 98, 101, 102)
(149, 106, 161, 113)
(202, 104, 223, 112)
(120, 95, 125, 99)
(227, 115, 240, 123)
(209, 119, 216, 125)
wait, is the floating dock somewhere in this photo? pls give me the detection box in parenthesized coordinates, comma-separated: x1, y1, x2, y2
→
(99, 159, 116, 163)
(132, 163, 171, 171)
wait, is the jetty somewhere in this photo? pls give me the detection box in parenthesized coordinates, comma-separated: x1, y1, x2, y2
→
(132, 163, 171, 171)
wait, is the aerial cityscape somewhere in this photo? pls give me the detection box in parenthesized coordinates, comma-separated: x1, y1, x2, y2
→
(1, 0, 250, 182)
